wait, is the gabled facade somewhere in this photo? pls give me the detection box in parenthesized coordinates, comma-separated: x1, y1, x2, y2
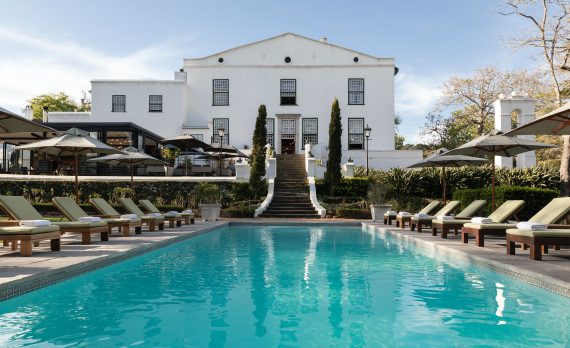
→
(46, 33, 422, 169)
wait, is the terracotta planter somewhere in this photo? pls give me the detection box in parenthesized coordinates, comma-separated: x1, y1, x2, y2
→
(199, 203, 222, 221)
(370, 204, 391, 222)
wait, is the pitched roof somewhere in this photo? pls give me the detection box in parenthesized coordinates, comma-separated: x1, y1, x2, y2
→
(185, 32, 388, 61)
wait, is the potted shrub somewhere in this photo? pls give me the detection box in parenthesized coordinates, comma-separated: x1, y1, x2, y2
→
(193, 182, 222, 221)
(368, 181, 391, 222)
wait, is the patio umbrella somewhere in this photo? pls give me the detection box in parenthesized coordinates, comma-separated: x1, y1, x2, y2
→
(407, 148, 487, 204)
(506, 103, 570, 136)
(160, 135, 213, 176)
(15, 128, 123, 202)
(88, 146, 167, 192)
(207, 143, 247, 175)
(444, 129, 556, 209)
(0, 107, 58, 144)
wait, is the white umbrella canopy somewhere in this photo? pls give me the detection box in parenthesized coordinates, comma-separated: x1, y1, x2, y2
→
(407, 148, 487, 204)
(88, 146, 167, 192)
(444, 129, 557, 209)
(15, 128, 123, 202)
(506, 103, 570, 135)
(0, 106, 58, 144)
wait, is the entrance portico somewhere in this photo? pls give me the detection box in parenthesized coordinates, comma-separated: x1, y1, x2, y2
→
(276, 114, 301, 154)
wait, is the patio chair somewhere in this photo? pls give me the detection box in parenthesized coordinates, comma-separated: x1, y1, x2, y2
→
(0, 223, 61, 257)
(0, 195, 108, 245)
(410, 200, 461, 232)
(139, 199, 195, 226)
(395, 201, 441, 228)
(53, 197, 142, 237)
(118, 198, 165, 231)
(460, 199, 569, 247)
(431, 200, 487, 238)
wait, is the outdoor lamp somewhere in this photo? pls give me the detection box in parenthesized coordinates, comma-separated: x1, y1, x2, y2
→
(364, 124, 371, 139)
(217, 128, 225, 138)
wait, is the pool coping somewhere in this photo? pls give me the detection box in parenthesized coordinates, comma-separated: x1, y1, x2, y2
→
(0, 222, 229, 301)
(364, 223, 570, 298)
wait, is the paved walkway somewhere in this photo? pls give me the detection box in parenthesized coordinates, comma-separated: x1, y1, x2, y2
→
(365, 222, 570, 297)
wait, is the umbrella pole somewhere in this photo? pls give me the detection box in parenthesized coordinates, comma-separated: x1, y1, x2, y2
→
(131, 164, 134, 196)
(74, 153, 79, 203)
(492, 155, 496, 210)
(442, 166, 446, 205)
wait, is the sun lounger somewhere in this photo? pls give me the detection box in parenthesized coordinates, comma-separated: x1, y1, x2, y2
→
(118, 198, 165, 231)
(139, 199, 194, 226)
(410, 200, 460, 232)
(506, 226, 570, 261)
(0, 195, 108, 246)
(53, 197, 142, 237)
(0, 222, 61, 256)
(395, 201, 441, 228)
(462, 198, 570, 247)
(431, 200, 487, 238)
(383, 211, 397, 225)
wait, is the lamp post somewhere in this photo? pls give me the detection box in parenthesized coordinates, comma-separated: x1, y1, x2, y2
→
(364, 124, 371, 176)
(217, 128, 225, 176)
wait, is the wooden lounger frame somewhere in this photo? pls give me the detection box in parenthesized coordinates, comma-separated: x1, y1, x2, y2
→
(0, 221, 61, 257)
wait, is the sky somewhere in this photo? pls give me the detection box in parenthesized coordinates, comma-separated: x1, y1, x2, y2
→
(0, 0, 540, 142)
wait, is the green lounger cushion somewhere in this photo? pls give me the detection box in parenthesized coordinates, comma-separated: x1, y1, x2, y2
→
(487, 200, 525, 223)
(52, 197, 89, 221)
(139, 200, 161, 213)
(119, 198, 146, 217)
(0, 196, 44, 220)
(90, 198, 121, 216)
(0, 225, 60, 235)
(526, 197, 570, 224)
(463, 223, 516, 230)
(456, 200, 487, 218)
(52, 221, 108, 228)
(412, 201, 460, 221)
(431, 219, 471, 225)
(418, 201, 441, 215)
(506, 228, 570, 238)
(104, 217, 141, 224)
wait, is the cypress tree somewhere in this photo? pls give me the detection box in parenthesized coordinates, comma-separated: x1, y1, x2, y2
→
(325, 98, 342, 196)
(249, 104, 268, 198)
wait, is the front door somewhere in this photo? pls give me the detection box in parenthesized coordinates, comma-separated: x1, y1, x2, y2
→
(280, 118, 296, 154)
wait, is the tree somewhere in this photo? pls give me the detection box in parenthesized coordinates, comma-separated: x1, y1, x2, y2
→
(421, 111, 475, 150)
(325, 98, 342, 195)
(500, 0, 570, 194)
(394, 114, 405, 150)
(249, 105, 267, 198)
(28, 92, 80, 120)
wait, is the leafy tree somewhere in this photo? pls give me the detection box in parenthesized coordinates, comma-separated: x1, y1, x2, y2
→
(394, 114, 406, 149)
(28, 92, 80, 120)
(500, 0, 570, 194)
(249, 105, 267, 198)
(325, 98, 342, 195)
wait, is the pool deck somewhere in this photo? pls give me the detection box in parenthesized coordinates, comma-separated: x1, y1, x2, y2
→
(364, 222, 570, 298)
(1, 219, 569, 300)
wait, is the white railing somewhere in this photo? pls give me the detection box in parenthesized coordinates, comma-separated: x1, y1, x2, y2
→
(254, 157, 276, 217)
(304, 145, 326, 218)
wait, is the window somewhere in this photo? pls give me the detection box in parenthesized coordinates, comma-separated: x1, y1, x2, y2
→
(280, 79, 296, 105)
(213, 79, 229, 106)
(212, 118, 229, 144)
(266, 118, 275, 148)
(348, 78, 364, 105)
(190, 134, 204, 141)
(112, 95, 126, 112)
(302, 118, 318, 148)
(149, 95, 163, 112)
(348, 118, 364, 149)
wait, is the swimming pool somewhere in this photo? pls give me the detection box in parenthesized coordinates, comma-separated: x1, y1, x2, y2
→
(0, 225, 569, 347)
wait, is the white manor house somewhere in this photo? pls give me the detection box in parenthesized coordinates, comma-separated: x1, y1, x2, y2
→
(46, 33, 422, 169)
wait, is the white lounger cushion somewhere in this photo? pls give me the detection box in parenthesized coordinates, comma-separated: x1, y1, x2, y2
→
(120, 214, 138, 220)
(471, 217, 493, 224)
(437, 215, 453, 220)
(79, 216, 102, 222)
(516, 221, 548, 231)
(182, 209, 193, 214)
(398, 212, 410, 216)
(19, 219, 52, 227)
(415, 213, 430, 218)
(145, 213, 162, 218)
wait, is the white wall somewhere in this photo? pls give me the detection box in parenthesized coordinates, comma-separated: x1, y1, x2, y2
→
(184, 33, 395, 152)
(49, 79, 188, 139)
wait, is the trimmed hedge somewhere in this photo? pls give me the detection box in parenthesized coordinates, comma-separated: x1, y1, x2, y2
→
(0, 180, 263, 209)
(335, 208, 371, 219)
(316, 177, 369, 198)
(452, 186, 559, 220)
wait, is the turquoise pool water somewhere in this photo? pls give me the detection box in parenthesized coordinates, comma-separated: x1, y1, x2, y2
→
(0, 225, 569, 347)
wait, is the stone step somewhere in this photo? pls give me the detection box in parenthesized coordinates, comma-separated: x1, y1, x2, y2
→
(260, 214, 320, 218)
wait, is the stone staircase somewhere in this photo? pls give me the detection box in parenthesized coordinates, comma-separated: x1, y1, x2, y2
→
(260, 154, 320, 218)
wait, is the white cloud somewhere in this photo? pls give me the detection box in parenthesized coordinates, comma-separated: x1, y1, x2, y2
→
(395, 69, 444, 143)
(0, 27, 195, 113)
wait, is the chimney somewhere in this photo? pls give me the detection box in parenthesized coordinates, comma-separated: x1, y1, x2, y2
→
(174, 69, 187, 83)
(42, 106, 49, 123)
(22, 105, 33, 120)
(320, 37, 328, 43)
